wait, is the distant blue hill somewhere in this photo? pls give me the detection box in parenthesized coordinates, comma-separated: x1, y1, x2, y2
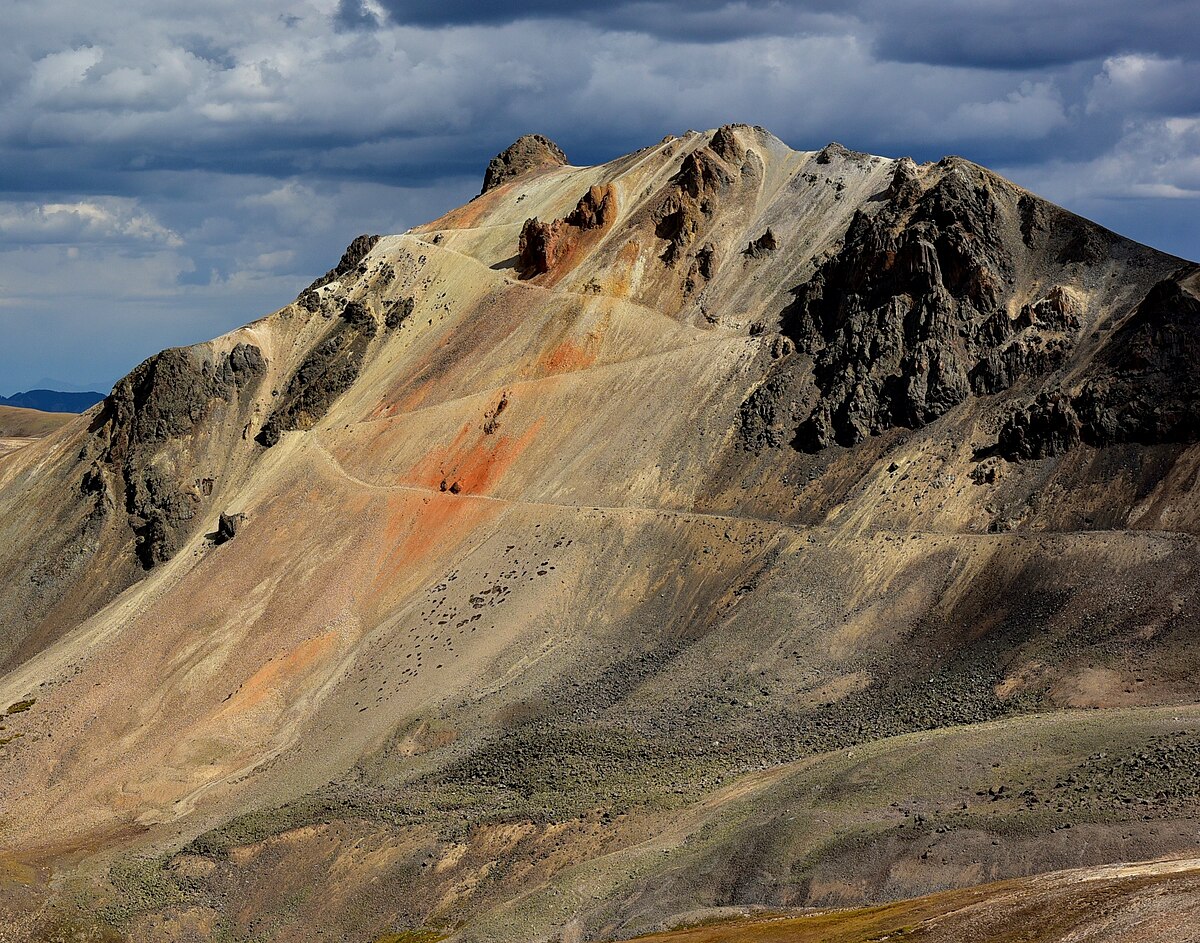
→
(0, 389, 106, 413)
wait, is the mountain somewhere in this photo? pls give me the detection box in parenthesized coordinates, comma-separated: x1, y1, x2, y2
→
(0, 388, 106, 413)
(1, 126, 1198, 943)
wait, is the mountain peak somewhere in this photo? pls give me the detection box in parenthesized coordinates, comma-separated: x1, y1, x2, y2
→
(480, 133, 568, 194)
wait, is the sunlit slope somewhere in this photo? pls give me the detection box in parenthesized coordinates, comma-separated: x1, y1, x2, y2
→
(1, 125, 1198, 942)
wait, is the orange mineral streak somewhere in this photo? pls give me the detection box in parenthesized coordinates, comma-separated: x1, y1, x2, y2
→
(219, 629, 341, 715)
(414, 417, 544, 496)
(534, 338, 598, 376)
(417, 187, 501, 232)
(608, 239, 642, 298)
(370, 418, 542, 593)
(372, 491, 501, 594)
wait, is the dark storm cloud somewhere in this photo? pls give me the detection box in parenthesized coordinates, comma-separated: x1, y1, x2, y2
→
(377, 0, 1197, 65)
(0, 0, 1196, 393)
(335, 0, 381, 32)
(376, 0, 839, 41)
(862, 0, 1199, 68)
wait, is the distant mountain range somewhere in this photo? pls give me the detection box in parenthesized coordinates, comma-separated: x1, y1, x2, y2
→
(0, 388, 105, 413)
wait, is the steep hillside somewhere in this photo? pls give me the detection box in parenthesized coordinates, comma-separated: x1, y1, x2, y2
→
(1, 126, 1198, 943)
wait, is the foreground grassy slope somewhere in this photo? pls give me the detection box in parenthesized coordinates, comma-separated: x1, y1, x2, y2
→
(625, 856, 1200, 943)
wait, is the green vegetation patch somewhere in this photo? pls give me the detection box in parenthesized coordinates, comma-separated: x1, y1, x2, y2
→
(101, 856, 188, 926)
(373, 927, 448, 943)
(6, 698, 35, 714)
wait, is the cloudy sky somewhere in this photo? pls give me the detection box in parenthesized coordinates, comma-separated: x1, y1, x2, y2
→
(2, 0, 1198, 393)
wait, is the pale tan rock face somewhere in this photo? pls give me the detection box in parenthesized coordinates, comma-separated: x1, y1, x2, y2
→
(1, 125, 1199, 943)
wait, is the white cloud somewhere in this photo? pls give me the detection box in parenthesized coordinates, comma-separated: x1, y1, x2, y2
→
(1086, 54, 1200, 116)
(0, 198, 183, 247)
(945, 81, 1067, 140)
(28, 46, 104, 100)
(1014, 117, 1200, 203)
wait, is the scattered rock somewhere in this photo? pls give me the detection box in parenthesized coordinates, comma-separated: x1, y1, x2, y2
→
(483, 394, 509, 435)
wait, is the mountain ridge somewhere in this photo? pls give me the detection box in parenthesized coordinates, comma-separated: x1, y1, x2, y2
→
(1, 125, 1198, 943)
(0, 389, 105, 413)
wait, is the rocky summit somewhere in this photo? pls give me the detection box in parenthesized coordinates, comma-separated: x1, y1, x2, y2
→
(2, 125, 1200, 943)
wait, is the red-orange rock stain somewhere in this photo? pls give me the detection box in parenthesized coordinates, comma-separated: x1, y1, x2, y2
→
(607, 239, 642, 298)
(535, 339, 598, 375)
(220, 630, 340, 714)
(416, 417, 544, 495)
(371, 418, 542, 590)
(417, 188, 500, 232)
(373, 492, 501, 591)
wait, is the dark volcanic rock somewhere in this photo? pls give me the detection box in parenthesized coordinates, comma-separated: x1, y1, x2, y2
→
(652, 145, 736, 268)
(90, 343, 266, 568)
(778, 160, 1085, 451)
(1000, 270, 1200, 459)
(744, 228, 778, 259)
(385, 296, 415, 329)
(340, 300, 378, 338)
(738, 372, 794, 453)
(257, 325, 371, 448)
(214, 511, 244, 545)
(304, 235, 380, 294)
(481, 134, 568, 195)
(815, 142, 870, 165)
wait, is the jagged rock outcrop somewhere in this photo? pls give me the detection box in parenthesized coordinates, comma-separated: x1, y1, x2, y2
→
(385, 296, 415, 329)
(340, 299, 378, 337)
(653, 146, 735, 267)
(517, 184, 617, 277)
(777, 158, 1086, 450)
(738, 367, 802, 453)
(214, 511, 244, 545)
(744, 228, 778, 259)
(256, 323, 371, 448)
(481, 134, 568, 195)
(999, 269, 1200, 459)
(816, 141, 870, 165)
(304, 234, 380, 295)
(86, 343, 266, 568)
